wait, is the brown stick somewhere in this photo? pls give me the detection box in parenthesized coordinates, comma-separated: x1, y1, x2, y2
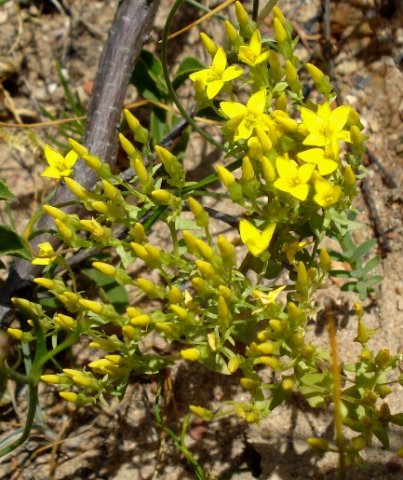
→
(0, 0, 160, 325)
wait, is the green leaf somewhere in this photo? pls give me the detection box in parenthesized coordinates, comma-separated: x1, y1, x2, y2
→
(373, 426, 389, 449)
(131, 50, 168, 98)
(391, 413, 403, 426)
(173, 56, 205, 90)
(103, 284, 129, 313)
(0, 225, 32, 260)
(0, 179, 14, 201)
(116, 245, 135, 269)
(150, 108, 168, 145)
(351, 239, 376, 263)
(361, 256, 381, 276)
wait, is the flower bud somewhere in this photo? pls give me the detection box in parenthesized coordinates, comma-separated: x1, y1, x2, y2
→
(64, 177, 88, 199)
(170, 304, 188, 321)
(319, 248, 331, 271)
(241, 156, 254, 181)
(43, 204, 68, 221)
(168, 286, 183, 304)
(240, 377, 259, 390)
(151, 189, 173, 205)
(79, 299, 104, 314)
(273, 17, 287, 43)
(131, 223, 147, 242)
(133, 158, 149, 183)
(261, 156, 276, 183)
(306, 63, 324, 83)
(195, 260, 215, 277)
(228, 356, 240, 373)
(217, 235, 235, 264)
(307, 437, 328, 450)
(83, 154, 103, 172)
(180, 348, 200, 361)
(375, 348, 391, 366)
(200, 32, 217, 57)
(255, 126, 272, 152)
(68, 138, 88, 157)
(269, 319, 283, 333)
(119, 132, 136, 157)
(92, 262, 116, 277)
(216, 165, 235, 187)
(235, 1, 249, 27)
(53, 313, 76, 330)
(189, 405, 213, 420)
(344, 165, 356, 187)
(282, 378, 294, 391)
(195, 238, 214, 260)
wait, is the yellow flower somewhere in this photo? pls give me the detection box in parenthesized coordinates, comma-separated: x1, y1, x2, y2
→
(41, 145, 78, 179)
(273, 156, 315, 201)
(31, 242, 57, 265)
(252, 285, 286, 306)
(221, 89, 270, 141)
(189, 48, 243, 100)
(239, 219, 276, 257)
(282, 240, 309, 263)
(313, 179, 341, 207)
(297, 148, 338, 176)
(301, 103, 350, 158)
(238, 30, 270, 67)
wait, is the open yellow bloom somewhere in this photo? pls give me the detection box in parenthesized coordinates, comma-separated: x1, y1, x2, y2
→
(301, 102, 350, 158)
(238, 30, 270, 67)
(32, 241, 57, 266)
(41, 145, 78, 179)
(313, 179, 341, 207)
(297, 148, 338, 176)
(221, 89, 270, 141)
(273, 157, 315, 201)
(189, 48, 243, 100)
(239, 219, 276, 257)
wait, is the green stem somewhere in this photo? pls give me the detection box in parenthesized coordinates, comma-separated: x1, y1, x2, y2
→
(252, 0, 260, 22)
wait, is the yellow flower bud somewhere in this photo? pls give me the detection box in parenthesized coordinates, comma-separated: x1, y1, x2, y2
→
(285, 60, 298, 84)
(247, 136, 263, 159)
(235, 1, 249, 26)
(273, 17, 288, 43)
(257, 342, 274, 355)
(151, 189, 173, 205)
(34, 277, 55, 290)
(195, 238, 214, 260)
(240, 377, 259, 390)
(168, 286, 183, 304)
(282, 378, 294, 391)
(375, 348, 391, 366)
(122, 324, 137, 339)
(218, 285, 232, 298)
(261, 156, 276, 183)
(241, 156, 255, 182)
(216, 165, 235, 187)
(307, 437, 328, 450)
(191, 276, 208, 293)
(255, 356, 280, 368)
(119, 132, 136, 157)
(7, 328, 24, 340)
(41, 374, 67, 384)
(133, 157, 149, 183)
(43, 204, 67, 221)
(350, 125, 363, 145)
(217, 295, 230, 322)
(306, 63, 324, 83)
(276, 92, 287, 111)
(101, 180, 121, 202)
(64, 177, 88, 199)
(59, 391, 78, 403)
(319, 248, 331, 271)
(83, 154, 103, 172)
(79, 218, 107, 238)
(136, 277, 155, 294)
(68, 138, 88, 157)
(200, 32, 217, 57)
(189, 405, 213, 420)
(297, 261, 308, 286)
(224, 20, 238, 43)
(58, 291, 80, 311)
(54, 313, 76, 330)
(131, 223, 147, 243)
(245, 412, 259, 424)
(12, 297, 43, 316)
(228, 356, 240, 373)
(217, 235, 235, 264)
(131, 242, 149, 260)
(129, 314, 151, 327)
(255, 126, 272, 152)
(154, 145, 175, 167)
(273, 6, 286, 25)
(92, 262, 116, 277)
(123, 108, 140, 132)
(79, 298, 104, 314)
(55, 218, 74, 240)
(180, 348, 200, 361)
(360, 348, 372, 362)
(170, 304, 188, 321)
(269, 319, 283, 333)
(344, 165, 356, 186)
(351, 436, 366, 451)
(195, 260, 215, 277)
(144, 243, 161, 260)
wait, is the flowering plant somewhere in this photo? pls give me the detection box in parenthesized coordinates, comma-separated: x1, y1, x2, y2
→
(4, 2, 402, 475)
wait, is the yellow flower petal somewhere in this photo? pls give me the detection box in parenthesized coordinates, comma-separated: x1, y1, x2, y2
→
(212, 48, 227, 75)
(220, 101, 246, 119)
(329, 105, 350, 131)
(239, 219, 276, 257)
(206, 80, 224, 99)
(247, 89, 266, 114)
(222, 65, 243, 82)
